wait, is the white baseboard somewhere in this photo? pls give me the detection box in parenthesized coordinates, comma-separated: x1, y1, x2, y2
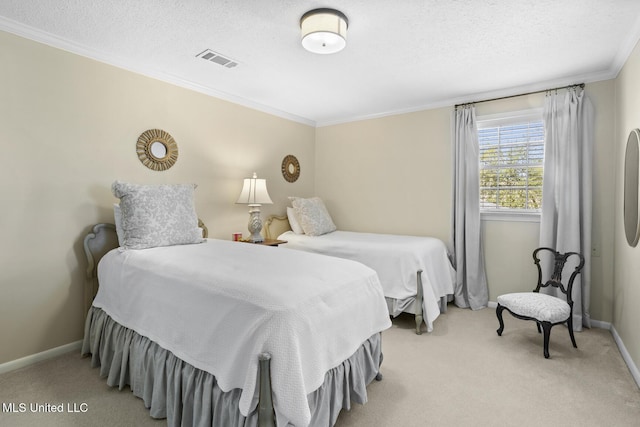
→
(3, 310, 640, 391)
(488, 300, 639, 389)
(590, 318, 611, 330)
(587, 319, 640, 388)
(610, 324, 640, 389)
(0, 340, 82, 375)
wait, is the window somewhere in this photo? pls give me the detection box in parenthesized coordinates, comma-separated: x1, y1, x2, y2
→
(477, 110, 544, 217)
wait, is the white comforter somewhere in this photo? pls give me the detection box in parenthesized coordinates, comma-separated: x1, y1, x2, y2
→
(93, 239, 391, 427)
(278, 230, 455, 332)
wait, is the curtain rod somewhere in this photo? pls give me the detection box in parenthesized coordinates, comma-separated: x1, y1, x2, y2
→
(454, 83, 585, 109)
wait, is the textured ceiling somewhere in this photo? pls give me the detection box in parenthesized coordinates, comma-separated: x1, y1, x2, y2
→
(1, 0, 640, 126)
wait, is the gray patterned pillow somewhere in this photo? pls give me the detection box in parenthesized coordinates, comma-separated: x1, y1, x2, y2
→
(112, 181, 204, 250)
(291, 197, 336, 236)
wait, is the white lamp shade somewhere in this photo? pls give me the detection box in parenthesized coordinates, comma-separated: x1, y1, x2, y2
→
(301, 9, 348, 54)
(236, 173, 273, 205)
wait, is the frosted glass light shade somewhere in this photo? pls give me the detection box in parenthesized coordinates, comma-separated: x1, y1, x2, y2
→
(300, 9, 348, 54)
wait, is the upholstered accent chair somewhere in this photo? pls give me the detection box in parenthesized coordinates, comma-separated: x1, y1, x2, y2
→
(496, 247, 585, 359)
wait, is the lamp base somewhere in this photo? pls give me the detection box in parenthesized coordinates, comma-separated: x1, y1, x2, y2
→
(247, 207, 264, 243)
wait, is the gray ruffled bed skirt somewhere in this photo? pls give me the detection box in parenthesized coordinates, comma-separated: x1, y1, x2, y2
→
(386, 295, 449, 316)
(81, 306, 383, 427)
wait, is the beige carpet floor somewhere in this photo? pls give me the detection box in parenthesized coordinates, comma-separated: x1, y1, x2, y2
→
(1, 305, 639, 427)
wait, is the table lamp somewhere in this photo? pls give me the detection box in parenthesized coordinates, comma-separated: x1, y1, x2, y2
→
(236, 172, 273, 242)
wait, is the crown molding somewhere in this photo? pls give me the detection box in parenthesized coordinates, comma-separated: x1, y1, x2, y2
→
(316, 68, 618, 127)
(609, 12, 640, 80)
(3, 13, 638, 129)
(0, 16, 316, 127)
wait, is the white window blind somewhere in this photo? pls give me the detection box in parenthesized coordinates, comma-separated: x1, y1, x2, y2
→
(477, 110, 544, 213)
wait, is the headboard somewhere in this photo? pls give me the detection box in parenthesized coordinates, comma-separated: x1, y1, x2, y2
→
(264, 215, 292, 240)
(82, 219, 209, 316)
(83, 223, 118, 316)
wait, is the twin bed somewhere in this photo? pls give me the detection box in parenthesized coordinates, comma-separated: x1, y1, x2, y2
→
(264, 203, 455, 335)
(82, 183, 392, 427)
(81, 184, 454, 427)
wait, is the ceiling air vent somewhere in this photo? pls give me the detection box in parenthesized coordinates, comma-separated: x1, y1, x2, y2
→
(196, 49, 238, 69)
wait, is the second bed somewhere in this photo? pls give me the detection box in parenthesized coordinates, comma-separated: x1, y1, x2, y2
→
(265, 212, 455, 334)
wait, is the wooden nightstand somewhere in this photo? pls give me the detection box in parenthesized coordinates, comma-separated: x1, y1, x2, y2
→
(240, 238, 287, 247)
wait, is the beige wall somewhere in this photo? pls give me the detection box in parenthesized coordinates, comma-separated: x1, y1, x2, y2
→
(0, 31, 315, 365)
(315, 108, 452, 243)
(315, 81, 616, 325)
(1, 25, 634, 373)
(614, 38, 640, 371)
(476, 80, 616, 317)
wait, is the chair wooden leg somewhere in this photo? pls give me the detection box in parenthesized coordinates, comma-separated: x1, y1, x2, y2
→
(567, 316, 578, 348)
(496, 304, 505, 336)
(541, 322, 552, 359)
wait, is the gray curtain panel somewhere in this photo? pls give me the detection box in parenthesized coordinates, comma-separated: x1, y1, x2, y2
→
(539, 87, 594, 330)
(451, 105, 489, 310)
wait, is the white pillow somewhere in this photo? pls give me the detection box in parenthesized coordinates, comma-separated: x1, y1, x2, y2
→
(111, 181, 204, 250)
(287, 207, 305, 235)
(290, 197, 336, 236)
(113, 204, 124, 246)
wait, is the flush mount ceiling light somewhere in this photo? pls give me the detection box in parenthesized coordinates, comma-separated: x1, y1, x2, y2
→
(300, 8, 348, 54)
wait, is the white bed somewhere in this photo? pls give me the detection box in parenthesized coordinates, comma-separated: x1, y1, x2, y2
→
(81, 182, 392, 427)
(265, 213, 455, 334)
(83, 228, 391, 427)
